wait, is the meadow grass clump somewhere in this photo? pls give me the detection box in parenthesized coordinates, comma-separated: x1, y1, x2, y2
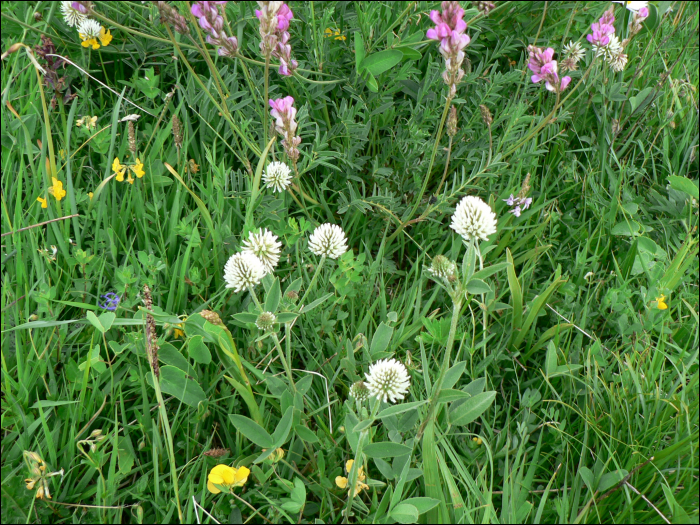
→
(1, 1, 698, 523)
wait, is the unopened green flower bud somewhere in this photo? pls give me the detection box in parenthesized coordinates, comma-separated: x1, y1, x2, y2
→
(349, 381, 370, 403)
(428, 255, 457, 280)
(255, 311, 276, 331)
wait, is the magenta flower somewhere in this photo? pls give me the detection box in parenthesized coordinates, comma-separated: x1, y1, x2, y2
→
(427, 1, 470, 98)
(191, 1, 237, 56)
(269, 96, 301, 162)
(277, 3, 293, 31)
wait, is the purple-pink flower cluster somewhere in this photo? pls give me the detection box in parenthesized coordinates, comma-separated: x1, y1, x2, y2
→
(427, 1, 471, 98)
(256, 1, 298, 76)
(191, 1, 238, 57)
(503, 194, 532, 217)
(269, 96, 301, 163)
(586, 9, 616, 47)
(527, 46, 571, 93)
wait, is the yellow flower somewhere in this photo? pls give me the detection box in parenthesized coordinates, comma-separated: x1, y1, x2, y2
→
(112, 157, 126, 181)
(126, 173, 135, 185)
(262, 448, 285, 463)
(335, 459, 369, 497)
(48, 177, 66, 201)
(76, 117, 84, 127)
(173, 328, 185, 339)
(88, 192, 94, 200)
(99, 27, 112, 47)
(87, 116, 97, 129)
(207, 464, 250, 494)
(189, 159, 200, 174)
(324, 28, 346, 41)
(132, 158, 145, 178)
(656, 295, 668, 310)
(37, 196, 48, 208)
(80, 36, 100, 50)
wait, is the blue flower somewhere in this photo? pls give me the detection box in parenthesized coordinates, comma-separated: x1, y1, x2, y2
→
(99, 292, 120, 311)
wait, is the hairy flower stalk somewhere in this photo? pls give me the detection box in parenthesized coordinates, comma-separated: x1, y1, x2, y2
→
(269, 96, 302, 164)
(153, 1, 189, 34)
(142, 284, 160, 379)
(427, 1, 471, 98)
(191, 1, 238, 57)
(527, 46, 571, 93)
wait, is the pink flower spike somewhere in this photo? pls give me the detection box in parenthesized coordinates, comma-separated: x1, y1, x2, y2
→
(191, 4, 204, 17)
(639, 6, 649, 17)
(429, 10, 443, 25)
(427, 28, 438, 40)
(277, 4, 293, 31)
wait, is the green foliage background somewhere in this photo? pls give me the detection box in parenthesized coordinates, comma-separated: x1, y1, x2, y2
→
(1, 1, 698, 523)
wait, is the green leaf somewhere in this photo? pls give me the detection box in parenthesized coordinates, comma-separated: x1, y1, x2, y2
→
(276, 312, 298, 323)
(229, 414, 274, 448)
(598, 469, 628, 492)
(442, 361, 466, 390)
(470, 261, 511, 281)
(466, 279, 492, 295)
(629, 87, 654, 113)
(271, 406, 295, 446)
(437, 389, 470, 403)
(579, 466, 596, 492)
(149, 366, 206, 408)
(86, 311, 115, 333)
(354, 31, 365, 71)
(233, 312, 258, 324)
(463, 377, 486, 396)
(265, 278, 281, 313)
(370, 322, 394, 356)
(396, 46, 422, 60)
(545, 342, 558, 376)
(377, 400, 428, 419)
(361, 49, 404, 76)
(402, 497, 441, 514)
(449, 391, 497, 426)
(668, 175, 699, 199)
(611, 221, 642, 236)
(295, 424, 319, 443)
(390, 503, 420, 524)
(364, 442, 412, 458)
(365, 70, 379, 92)
(187, 335, 211, 364)
(158, 343, 195, 375)
(302, 293, 333, 313)
(353, 419, 375, 432)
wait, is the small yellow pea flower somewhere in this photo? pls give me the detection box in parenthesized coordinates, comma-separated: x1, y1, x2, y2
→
(656, 295, 668, 310)
(324, 28, 346, 41)
(112, 157, 126, 181)
(99, 27, 113, 47)
(88, 192, 94, 200)
(48, 177, 66, 201)
(37, 196, 48, 208)
(207, 464, 250, 494)
(335, 459, 369, 497)
(126, 172, 135, 185)
(81, 37, 100, 50)
(132, 158, 145, 178)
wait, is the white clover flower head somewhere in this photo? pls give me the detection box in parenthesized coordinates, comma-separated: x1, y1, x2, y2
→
(61, 1, 87, 27)
(242, 228, 282, 274)
(255, 311, 276, 331)
(428, 255, 457, 280)
(613, 0, 648, 12)
(349, 381, 370, 403)
(365, 358, 411, 404)
(263, 161, 293, 193)
(223, 252, 265, 293)
(563, 40, 585, 62)
(308, 223, 348, 259)
(610, 51, 628, 72)
(78, 18, 103, 39)
(450, 195, 498, 242)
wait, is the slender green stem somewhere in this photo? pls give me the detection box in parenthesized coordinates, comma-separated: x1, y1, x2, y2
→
(264, 55, 270, 150)
(299, 255, 326, 307)
(249, 287, 295, 389)
(343, 399, 380, 523)
(387, 97, 452, 245)
(417, 296, 463, 441)
(475, 243, 487, 361)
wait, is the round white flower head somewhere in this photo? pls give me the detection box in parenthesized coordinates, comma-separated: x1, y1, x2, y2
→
(308, 223, 348, 259)
(349, 381, 370, 403)
(563, 40, 585, 62)
(242, 228, 282, 274)
(61, 1, 87, 27)
(428, 254, 457, 280)
(613, 0, 648, 12)
(450, 195, 498, 242)
(263, 161, 293, 193)
(78, 18, 103, 39)
(365, 358, 411, 404)
(223, 252, 265, 293)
